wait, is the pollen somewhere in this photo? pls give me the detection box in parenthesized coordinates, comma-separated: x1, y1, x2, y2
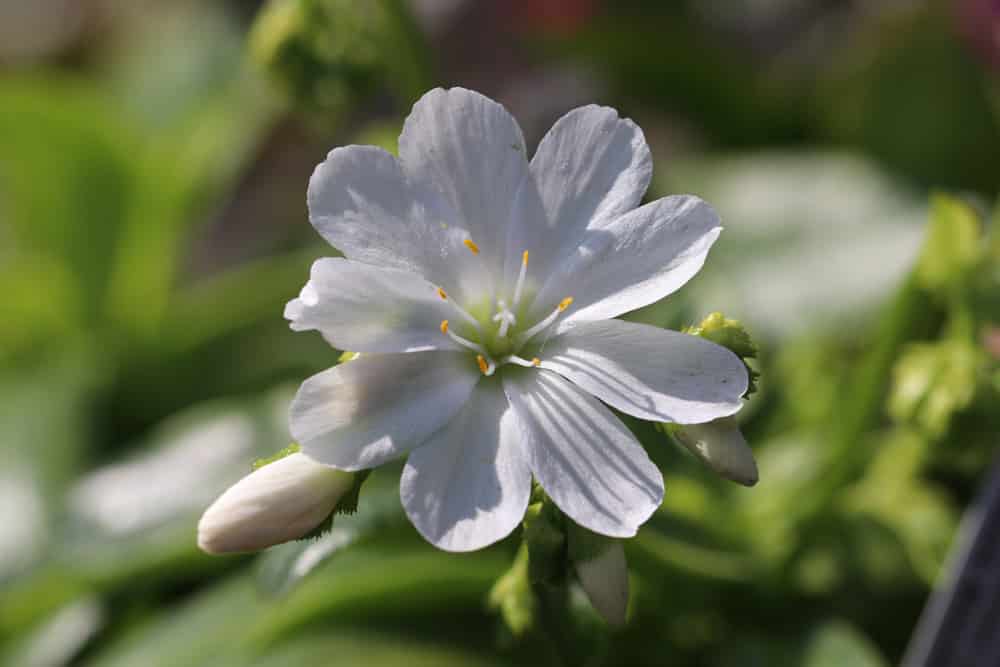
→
(437, 287, 448, 300)
(531, 357, 541, 367)
(463, 239, 480, 255)
(440, 319, 449, 334)
(558, 296, 574, 311)
(476, 354, 489, 375)
(522, 250, 529, 266)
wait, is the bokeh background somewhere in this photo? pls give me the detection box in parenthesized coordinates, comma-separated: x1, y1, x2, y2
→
(2, 1, 999, 665)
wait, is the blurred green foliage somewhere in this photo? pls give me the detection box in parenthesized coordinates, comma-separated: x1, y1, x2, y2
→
(1, 0, 999, 665)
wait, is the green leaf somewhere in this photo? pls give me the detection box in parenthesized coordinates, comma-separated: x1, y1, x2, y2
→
(801, 620, 888, 667)
(916, 194, 982, 294)
(888, 340, 981, 439)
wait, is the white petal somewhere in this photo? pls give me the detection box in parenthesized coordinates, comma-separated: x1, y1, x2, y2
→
(291, 352, 479, 471)
(507, 105, 652, 286)
(532, 195, 721, 326)
(400, 379, 531, 552)
(575, 541, 629, 627)
(399, 87, 530, 285)
(197, 453, 353, 554)
(531, 104, 651, 234)
(539, 319, 747, 424)
(503, 369, 663, 538)
(674, 417, 758, 486)
(284, 258, 455, 353)
(307, 145, 488, 301)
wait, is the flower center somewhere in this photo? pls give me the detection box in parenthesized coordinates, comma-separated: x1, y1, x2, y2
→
(436, 244, 573, 376)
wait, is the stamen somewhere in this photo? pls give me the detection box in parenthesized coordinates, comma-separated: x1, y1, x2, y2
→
(436, 286, 484, 334)
(441, 319, 488, 355)
(463, 239, 480, 255)
(515, 296, 574, 346)
(502, 354, 542, 368)
(476, 354, 496, 376)
(512, 249, 529, 307)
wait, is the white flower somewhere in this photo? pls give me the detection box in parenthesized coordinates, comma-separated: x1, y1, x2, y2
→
(285, 87, 748, 552)
(197, 453, 353, 554)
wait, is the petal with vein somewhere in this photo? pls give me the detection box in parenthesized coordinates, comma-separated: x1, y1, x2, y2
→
(509, 105, 652, 284)
(503, 369, 663, 538)
(533, 195, 722, 326)
(399, 87, 530, 284)
(284, 258, 456, 353)
(307, 145, 487, 300)
(291, 352, 479, 471)
(540, 319, 747, 424)
(400, 379, 531, 552)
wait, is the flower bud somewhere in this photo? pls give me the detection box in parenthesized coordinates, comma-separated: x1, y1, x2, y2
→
(674, 416, 759, 487)
(575, 541, 629, 627)
(197, 453, 353, 554)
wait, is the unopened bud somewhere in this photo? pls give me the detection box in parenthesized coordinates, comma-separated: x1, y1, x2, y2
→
(575, 541, 629, 627)
(673, 416, 759, 487)
(198, 453, 353, 554)
(568, 522, 629, 627)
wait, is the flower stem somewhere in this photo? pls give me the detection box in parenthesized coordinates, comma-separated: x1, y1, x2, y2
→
(533, 581, 587, 667)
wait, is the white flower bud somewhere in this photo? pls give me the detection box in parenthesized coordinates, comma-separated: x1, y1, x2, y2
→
(197, 453, 353, 554)
(674, 416, 758, 486)
(575, 541, 629, 627)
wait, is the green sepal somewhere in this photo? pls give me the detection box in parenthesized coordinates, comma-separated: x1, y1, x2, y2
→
(685, 312, 760, 397)
(252, 442, 300, 471)
(487, 543, 537, 637)
(296, 510, 335, 542)
(295, 469, 369, 542)
(333, 469, 370, 516)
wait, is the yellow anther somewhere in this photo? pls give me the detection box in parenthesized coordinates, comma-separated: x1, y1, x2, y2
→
(522, 250, 529, 266)
(463, 239, 480, 255)
(558, 296, 574, 311)
(476, 355, 489, 375)
(531, 357, 541, 367)
(440, 320, 449, 334)
(437, 287, 448, 300)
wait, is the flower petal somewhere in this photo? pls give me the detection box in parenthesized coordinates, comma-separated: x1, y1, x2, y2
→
(291, 352, 479, 471)
(539, 319, 747, 424)
(531, 104, 651, 235)
(399, 87, 530, 284)
(507, 105, 652, 287)
(532, 195, 721, 326)
(284, 258, 456, 353)
(400, 379, 531, 552)
(307, 145, 487, 300)
(503, 369, 663, 538)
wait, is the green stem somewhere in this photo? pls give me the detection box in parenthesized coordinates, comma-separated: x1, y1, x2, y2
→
(533, 582, 586, 667)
